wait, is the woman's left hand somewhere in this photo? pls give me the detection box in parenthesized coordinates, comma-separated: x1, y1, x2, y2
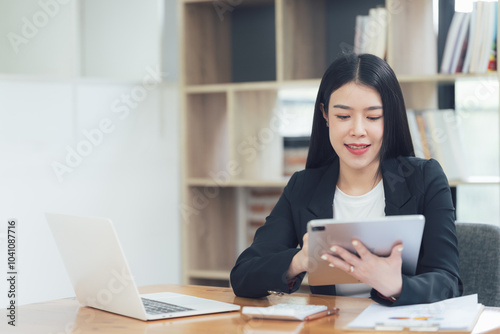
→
(321, 239, 404, 298)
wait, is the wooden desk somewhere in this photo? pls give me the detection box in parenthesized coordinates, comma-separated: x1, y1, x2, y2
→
(2, 285, 499, 334)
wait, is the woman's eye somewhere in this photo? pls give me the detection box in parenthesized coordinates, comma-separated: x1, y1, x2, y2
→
(336, 115, 350, 120)
(367, 116, 382, 121)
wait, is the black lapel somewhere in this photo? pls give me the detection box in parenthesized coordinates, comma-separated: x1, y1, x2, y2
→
(381, 157, 415, 216)
(304, 158, 340, 221)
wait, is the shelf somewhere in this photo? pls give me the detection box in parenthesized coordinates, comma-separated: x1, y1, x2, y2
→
(187, 270, 308, 287)
(280, 0, 385, 81)
(184, 79, 324, 93)
(187, 270, 312, 289)
(6, 72, 496, 88)
(182, 0, 272, 5)
(230, 90, 283, 180)
(187, 178, 288, 188)
(185, 92, 228, 179)
(184, 73, 500, 93)
(185, 81, 279, 93)
(182, 0, 216, 3)
(183, 0, 276, 85)
(188, 269, 230, 281)
(398, 72, 499, 83)
(449, 177, 500, 187)
(187, 177, 500, 189)
(185, 187, 237, 272)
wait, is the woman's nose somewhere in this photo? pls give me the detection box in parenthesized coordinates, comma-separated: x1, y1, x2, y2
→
(350, 117, 367, 136)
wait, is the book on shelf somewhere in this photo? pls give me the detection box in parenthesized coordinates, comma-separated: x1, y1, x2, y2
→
(461, 2, 478, 73)
(354, 15, 369, 55)
(449, 1, 498, 74)
(476, 2, 497, 73)
(415, 113, 432, 159)
(487, 2, 498, 72)
(440, 11, 470, 74)
(407, 109, 469, 182)
(468, 1, 486, 73)
(406, 110, 426, 159)
(283, 136, 309, 177)
(354, 6, 387, 59)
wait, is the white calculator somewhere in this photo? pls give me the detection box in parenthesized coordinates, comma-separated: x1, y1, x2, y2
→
(241, 304, 338, 321)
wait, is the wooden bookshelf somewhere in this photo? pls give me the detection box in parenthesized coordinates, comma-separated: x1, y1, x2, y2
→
(187, 178, 289, 188)
(180, 0, 500, 287)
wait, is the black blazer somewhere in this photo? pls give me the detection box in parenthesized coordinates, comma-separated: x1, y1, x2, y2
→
(230, 156, 463, 306)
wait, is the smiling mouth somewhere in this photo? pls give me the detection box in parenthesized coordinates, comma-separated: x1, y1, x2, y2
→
(345, 144, 371, 149)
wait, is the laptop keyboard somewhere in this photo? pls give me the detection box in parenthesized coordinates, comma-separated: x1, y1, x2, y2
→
(142, 298, 194, 315)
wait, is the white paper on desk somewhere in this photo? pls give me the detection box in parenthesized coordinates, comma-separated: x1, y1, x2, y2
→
(471, 307, 500, 334)
(348, 294, 484, 330)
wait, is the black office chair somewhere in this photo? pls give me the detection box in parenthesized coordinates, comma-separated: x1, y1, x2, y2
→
(455, 222, 500, 307)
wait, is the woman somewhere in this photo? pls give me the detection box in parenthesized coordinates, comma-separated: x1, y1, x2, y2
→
(230, 54, 462, 306)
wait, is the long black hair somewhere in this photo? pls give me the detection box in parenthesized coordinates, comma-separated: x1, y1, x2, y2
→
(306, 53, 415, 169)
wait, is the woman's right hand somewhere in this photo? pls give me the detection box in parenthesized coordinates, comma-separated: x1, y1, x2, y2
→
(286, 233, 309, 279)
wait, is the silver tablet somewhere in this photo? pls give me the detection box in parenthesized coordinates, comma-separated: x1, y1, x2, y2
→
(307, 215, 425, 286)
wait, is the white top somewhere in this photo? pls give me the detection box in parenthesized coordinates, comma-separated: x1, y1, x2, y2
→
(333, 179, 385, 220)
(333, 179, 385, 297)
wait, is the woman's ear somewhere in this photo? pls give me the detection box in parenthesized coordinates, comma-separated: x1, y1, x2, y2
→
(320, 103, 329, 126)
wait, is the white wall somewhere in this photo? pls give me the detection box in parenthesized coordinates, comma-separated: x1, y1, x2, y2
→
(0, 0, 181, 308)
(0, 80, 180, 308)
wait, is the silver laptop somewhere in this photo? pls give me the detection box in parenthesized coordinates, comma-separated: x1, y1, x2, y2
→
(46, 213, 240, 321)
(307, 215, 425, 286)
